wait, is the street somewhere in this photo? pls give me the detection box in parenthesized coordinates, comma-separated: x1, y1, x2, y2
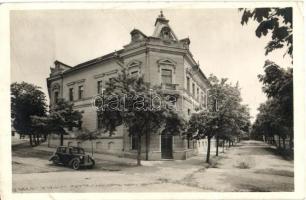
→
(12, 140, 294, 192)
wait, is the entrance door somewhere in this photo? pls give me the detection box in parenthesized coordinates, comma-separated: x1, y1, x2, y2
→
(161, 134, 173, 159)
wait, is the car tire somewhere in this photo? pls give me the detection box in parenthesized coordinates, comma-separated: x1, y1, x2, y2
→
(71, 159, 80, 170)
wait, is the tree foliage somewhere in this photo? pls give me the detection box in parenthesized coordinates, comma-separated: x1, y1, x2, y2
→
(240, 7, 293, 150)
(32, 98, 83, 146)
(48, 99, 83, 146)
(188, 75, 251, 162)
(97, 69, 186, 165)
(240, 7, 293, 57)
(252, 61, 293, 149)
(11, 82, 47, 146)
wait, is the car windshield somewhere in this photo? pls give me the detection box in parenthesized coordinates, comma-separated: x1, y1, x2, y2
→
(57, 147, 67, 153)
(70, 147, 85, 155)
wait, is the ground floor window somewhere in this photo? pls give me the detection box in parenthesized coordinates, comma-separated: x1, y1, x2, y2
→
(97, 114, 103, 129)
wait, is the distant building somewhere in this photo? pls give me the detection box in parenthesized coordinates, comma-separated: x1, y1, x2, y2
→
(47, 11, 210, 160)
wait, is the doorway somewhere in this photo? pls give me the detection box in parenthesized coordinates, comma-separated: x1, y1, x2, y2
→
(161, 133, 173, 159)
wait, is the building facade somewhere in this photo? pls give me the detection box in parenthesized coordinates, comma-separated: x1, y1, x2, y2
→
(47, 12, 210, 160)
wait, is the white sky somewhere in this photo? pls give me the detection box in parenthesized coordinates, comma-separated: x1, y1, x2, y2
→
(10, 9, 292, 122)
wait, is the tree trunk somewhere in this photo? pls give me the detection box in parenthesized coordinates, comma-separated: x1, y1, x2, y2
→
(91, 139, 94, 156)
(137, 135, 142, 166)
(206, 136, 211, 163)
(222, 140, 225, 153)
(216, 136, 219, 156)
(33, 134, 38, 146)
(29, 134, 34, 147)
(282, 138, 286, 150)
(60, 132, 64, 146)
(145, 128, 150, 161)
(36, 134, 40, 145)
(48, 134, 51, 148)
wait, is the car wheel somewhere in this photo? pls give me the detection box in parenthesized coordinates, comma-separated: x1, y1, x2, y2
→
(52, 156, 60, 165)
(71, 159, 80, 170)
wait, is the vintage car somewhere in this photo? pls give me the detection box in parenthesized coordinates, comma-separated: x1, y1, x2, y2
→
(49, 146, 95, 170)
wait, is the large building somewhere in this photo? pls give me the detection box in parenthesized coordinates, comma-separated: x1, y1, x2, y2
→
(47, 11, 210, 160)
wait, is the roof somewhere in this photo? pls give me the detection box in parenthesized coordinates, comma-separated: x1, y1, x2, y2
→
(54, 60, 72, 68)
(62, 49, 124, 75)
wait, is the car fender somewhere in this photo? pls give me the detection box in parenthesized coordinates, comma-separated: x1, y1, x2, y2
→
(90, 157, 95, 166)
(69, 158, 80, 166)
(49, 155, 58, 161)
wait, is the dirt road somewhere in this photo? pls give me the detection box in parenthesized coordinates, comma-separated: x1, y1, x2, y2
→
(12, 140, 293, 192)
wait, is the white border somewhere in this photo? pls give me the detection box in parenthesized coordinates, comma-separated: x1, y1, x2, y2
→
(0, 1, 304, 200)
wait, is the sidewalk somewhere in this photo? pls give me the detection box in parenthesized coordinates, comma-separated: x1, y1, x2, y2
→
(33, 144, 136, 165)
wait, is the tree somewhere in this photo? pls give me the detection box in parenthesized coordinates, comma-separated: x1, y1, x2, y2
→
(240, 8, 292, 57)
(253, 61, 293, 149)
(188, 75, 250, 163)
(96, 69, 185, 166)
(76, 128, 99, 156)
(46, 99, 83, 146)
(240, 8, 293, 150)
(11, 82, 47, 146)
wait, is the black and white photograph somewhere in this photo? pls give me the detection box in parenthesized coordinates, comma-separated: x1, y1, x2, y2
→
(0, 2, 305, 200)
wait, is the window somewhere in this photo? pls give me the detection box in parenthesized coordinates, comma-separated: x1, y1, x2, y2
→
(108, 142, 114, 150)
(192, 83, 195, 97)
(186, 77, 190, 92)
(204, 91, 208, 108)
(131, 135, 138, 150)
(97, 81, 103, 94)
(161, 69, 172, 84)
(97, 114, 103, 129)
(69, 88, 74, 101)
(197, 88, 199, 101)
(78, 85, 84, 99)
(54, 91, 59, 103)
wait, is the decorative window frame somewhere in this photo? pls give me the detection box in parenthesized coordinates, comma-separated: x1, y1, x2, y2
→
(157, 58, 176, 74)
(52, 83, 61, 91)
(51, 83, 60, 103)
(126, 60, 142, 75)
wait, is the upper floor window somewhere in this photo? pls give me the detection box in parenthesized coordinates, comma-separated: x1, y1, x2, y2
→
(97, 81, 103, 94)
(204, 91, 208, 108)
(54, 91, 59, 104)
(186, 77, 190, 93)
(192, 83, 195, 97)
(78, 85, 84, 99)
(161, 69, 172, 84)
(197, 88, 199, 101)
(69, 88, 74, 101)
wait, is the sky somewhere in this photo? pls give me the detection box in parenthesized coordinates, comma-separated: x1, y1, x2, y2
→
(10, 9, 292, 122)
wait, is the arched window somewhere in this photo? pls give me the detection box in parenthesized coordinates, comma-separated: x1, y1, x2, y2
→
(108, 142, 114, 150)
(96, 141, 102, 149)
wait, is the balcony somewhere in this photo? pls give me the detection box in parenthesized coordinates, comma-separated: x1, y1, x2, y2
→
(161, 83, 178, 90)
